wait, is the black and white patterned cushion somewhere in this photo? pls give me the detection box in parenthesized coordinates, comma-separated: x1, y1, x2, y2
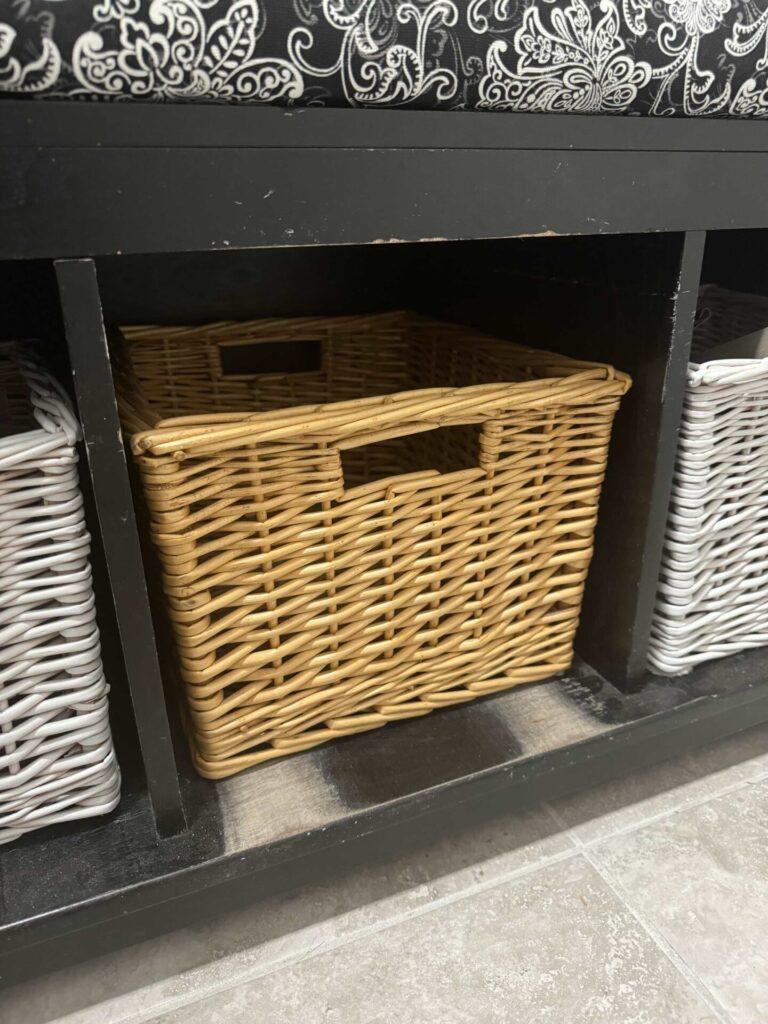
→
(2, 0, 768, 117)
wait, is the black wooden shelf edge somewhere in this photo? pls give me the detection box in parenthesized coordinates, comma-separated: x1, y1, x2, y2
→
(6, 110, 768, 259)
(2, 649, 768, 986)
(5, 100, 768, 152)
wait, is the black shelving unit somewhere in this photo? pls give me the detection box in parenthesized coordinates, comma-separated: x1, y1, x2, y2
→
(2, 100, 768, 986)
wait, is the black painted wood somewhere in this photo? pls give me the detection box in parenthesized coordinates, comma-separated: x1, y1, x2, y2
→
(55, 258, 185, 837)
(2, 652, 768, 986)
(95, 244, 428, 324)
(580, 232, 706, 683)
(701, 229, 768, 295)
(5, 103, 768, 263)
(5, 101, 768, 152)
(0, 260, 59, 342)
(4, 148, 768, 260)
(2, 100, 766, 990)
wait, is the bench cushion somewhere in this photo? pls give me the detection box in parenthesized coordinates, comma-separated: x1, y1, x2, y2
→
(1, 0, 767, 117)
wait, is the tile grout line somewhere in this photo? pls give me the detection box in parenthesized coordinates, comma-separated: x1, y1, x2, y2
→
(545, 803, 736, 1024)
(59, 758, 768, 1024)
(585, 851, 736, 1024)
(111, 844, 584, 1024)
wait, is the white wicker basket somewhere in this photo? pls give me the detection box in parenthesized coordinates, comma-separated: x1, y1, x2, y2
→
(0, 346, 120, 843)
(648, 287, 768, 675)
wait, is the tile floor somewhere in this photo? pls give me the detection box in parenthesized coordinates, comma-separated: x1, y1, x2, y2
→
(4, 723, 768, 1024)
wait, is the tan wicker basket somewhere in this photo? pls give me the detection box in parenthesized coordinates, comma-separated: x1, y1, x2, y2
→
(118, 312, 630, 778)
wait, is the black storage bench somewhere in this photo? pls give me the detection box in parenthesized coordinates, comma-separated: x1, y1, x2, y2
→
(3, 0, 768, 984)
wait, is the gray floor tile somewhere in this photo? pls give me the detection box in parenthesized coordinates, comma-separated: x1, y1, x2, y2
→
(0, 801, 572, 1024)
(551, 723, 768, 845)
(148, 855, 717, 1024)
(591, 776, 768, 1024)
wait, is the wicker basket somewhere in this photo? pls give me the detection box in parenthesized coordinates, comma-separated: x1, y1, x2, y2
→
(649, 287, 768, 675)
(0, 346, 120, 843)
(118, 312, 630, 778)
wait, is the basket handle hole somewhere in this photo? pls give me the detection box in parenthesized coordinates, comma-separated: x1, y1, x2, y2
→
(218, 338, 323, 378)
(340, 422, 483, 491)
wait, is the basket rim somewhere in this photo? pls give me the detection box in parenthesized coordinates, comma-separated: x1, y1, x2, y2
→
(688, 356, 768, 386)
(121, 310, 410, 341)
(698, 283, 768, 306)
(132, 370, 631, 458)
(122, 311, 631, 458)
(0, 345, 80, 463)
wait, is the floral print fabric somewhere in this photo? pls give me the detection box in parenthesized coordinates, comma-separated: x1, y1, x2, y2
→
(2, 0, 768, 116)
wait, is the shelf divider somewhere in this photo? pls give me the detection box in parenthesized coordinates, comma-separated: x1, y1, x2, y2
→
(55, 258, 186, 838)
(577, 230, 707, 686)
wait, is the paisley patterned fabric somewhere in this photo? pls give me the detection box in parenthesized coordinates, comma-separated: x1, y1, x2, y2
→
(2, 0, 768, 116)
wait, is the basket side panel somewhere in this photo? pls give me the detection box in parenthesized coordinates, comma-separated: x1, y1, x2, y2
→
(649, 375, 768, 673)
(127, 333, 256, 417)
(0, 433, 120, 842)
(252, 318, 413, 409)
(0, 353, 35, 433)
(139, 392, 622, 778)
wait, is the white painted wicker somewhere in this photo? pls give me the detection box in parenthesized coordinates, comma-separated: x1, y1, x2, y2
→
(648, 287, 768, 675)
(0, 346, 120, 844)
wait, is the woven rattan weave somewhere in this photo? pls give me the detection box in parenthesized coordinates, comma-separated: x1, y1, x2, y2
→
(0, 346, 120, 843)
(119, 313, 630, 778)
(649, 288, 768, 675)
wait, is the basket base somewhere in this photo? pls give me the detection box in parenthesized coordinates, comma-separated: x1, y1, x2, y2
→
(187, 661, 573, 780)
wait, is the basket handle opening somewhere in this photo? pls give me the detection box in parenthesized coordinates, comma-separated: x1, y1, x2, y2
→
(215, 337, 323, 380)
(336, 420, 493, 496)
